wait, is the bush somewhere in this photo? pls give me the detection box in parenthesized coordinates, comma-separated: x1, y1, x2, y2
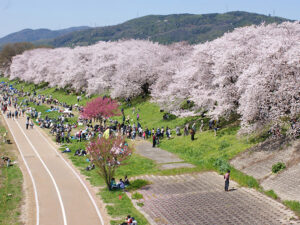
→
(213, 157, 230, 174)
(126, 179, 149, 191)
(131, 192, 143, 200)
(180, 100, 195, 110)
(265, 190, 278, 199)
(218, 140, 230, 151)
(272, 162, 286, 173)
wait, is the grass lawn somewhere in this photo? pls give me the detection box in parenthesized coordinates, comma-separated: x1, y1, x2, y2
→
(59, 141, 157, 224)
(0, 76, 98, 106)
(158, 125, 259, 188)
(0, 125, 23, 225)
(1, 77, 271, 222)
(114, 97, 201, 130)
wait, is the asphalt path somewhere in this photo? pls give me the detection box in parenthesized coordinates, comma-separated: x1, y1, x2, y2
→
(3, 113, 105, 225)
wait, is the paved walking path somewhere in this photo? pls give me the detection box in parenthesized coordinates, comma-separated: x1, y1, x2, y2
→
(3, 112, 108, 225)
(134, 139, 195, 170)
(131, 172, 300, 225)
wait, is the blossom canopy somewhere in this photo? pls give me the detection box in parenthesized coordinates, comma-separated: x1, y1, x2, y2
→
(81, 97, 120, 119)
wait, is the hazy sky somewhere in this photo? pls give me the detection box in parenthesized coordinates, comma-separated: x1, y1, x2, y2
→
(0, 0, 299, 38)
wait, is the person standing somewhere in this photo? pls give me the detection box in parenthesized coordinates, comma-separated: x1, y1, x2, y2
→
(26, 120, 29, 130)
(199, 120, 204, 132)
(152, 134, 156, 148)
(190, 128, 195, 141)
(224, 170, 230, 191)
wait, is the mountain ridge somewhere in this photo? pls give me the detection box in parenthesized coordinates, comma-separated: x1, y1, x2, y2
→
(0, 11, 292, 48)
(49, 11, 292, 47)
(0, 26, 90, 46)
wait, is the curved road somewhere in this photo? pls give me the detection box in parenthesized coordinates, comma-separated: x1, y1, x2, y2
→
(3, 113, 105, 225)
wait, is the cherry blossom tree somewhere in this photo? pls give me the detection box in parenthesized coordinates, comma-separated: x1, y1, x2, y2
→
(5, 22, 300, 135)
(81, 97, 120, 120)
(86, 136, 132, 190)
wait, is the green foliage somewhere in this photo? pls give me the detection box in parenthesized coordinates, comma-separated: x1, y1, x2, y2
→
(218, 140, 231, 151)
(131, 192, 143, 200)
(213, 157, 230, 173)
(126, 179, 150, 192)
(0, 76, 100, 106)
(0, 125, 23, 225)
(48, 11, 290, 47)
(0, 42, 35, 67)
(0, 27, 90, 48)
(114, 96, 198, 130)
(100, 189, 149, 225)
(248, 126, 272, 144)
(0, 166, 23, 225)
(272, 162, 286, 173)
(283, 201, 300, 217)
(159, 126, 252, 169)
(137, 202, 144, 207)
(264, 190, 278, 200)
(229, 168, 259, 189)
(180, 100, 195, 110)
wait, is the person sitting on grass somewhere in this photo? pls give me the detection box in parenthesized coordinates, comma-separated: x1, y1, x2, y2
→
(74, 149, 81, 156)
(120, 215, 133, 225)
(62, 147, 71, 153)
(85, 163, 95, 171)
(110, 178, 118, 190)
(79, 149, 87, 156)
(131, 217, 137, 225)
(118, 178, 125, 189)
(124, 175, 130, 186)
(1, 156, 11, 167)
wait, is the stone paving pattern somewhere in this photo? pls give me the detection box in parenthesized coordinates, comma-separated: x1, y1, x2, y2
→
(134, 140, 195, 170)
(262, 163, 300, 202)
(231, 141, 298, 180)
(231, 140, 300, 202)
(134, 172, 299, 225)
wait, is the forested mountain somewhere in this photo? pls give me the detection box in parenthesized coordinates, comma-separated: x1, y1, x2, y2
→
(49, 11, 290, 47)
(0, 26, 90, 47)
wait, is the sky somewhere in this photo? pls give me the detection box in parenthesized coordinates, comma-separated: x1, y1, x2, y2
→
(0, 0, 299, 38)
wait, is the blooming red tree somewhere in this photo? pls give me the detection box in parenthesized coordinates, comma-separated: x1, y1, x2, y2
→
(81, 97, 120, 120)
(86, 136, 132, 190)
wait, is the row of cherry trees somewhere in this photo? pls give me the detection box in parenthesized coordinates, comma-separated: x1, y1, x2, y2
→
(6, 22, 300, 133)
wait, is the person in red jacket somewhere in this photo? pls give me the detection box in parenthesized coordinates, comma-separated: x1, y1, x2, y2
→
(152, 134, 156, 148)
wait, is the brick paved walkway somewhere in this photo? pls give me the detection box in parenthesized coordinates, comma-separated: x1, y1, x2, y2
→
(131, 172, 299, 225)
(231, 140, 300, 202)
(134, 139, 195, 170)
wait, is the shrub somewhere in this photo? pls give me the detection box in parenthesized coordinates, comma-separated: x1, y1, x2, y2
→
(213, 157, 230, 174)
(137, 202, 144, 207)
(272, 162, 286, 173)
(131, 192, 143, 200)
(180, 100, 195, 110)
(218, 140, 230, 151)
(265, 190, 278, 200)
(126, 179, 149, 192)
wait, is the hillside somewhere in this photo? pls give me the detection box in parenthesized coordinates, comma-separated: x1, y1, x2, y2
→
(0, 26, 90, 47)
(50, 11, 290, 47)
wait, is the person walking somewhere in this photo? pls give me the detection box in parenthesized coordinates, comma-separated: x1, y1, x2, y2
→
(26, 120, 29, 130)
(190, 128, 195, 141)
(224, 170, 230, 191)
(199, 120, 204, 132)
(152, 134, 156, 148)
